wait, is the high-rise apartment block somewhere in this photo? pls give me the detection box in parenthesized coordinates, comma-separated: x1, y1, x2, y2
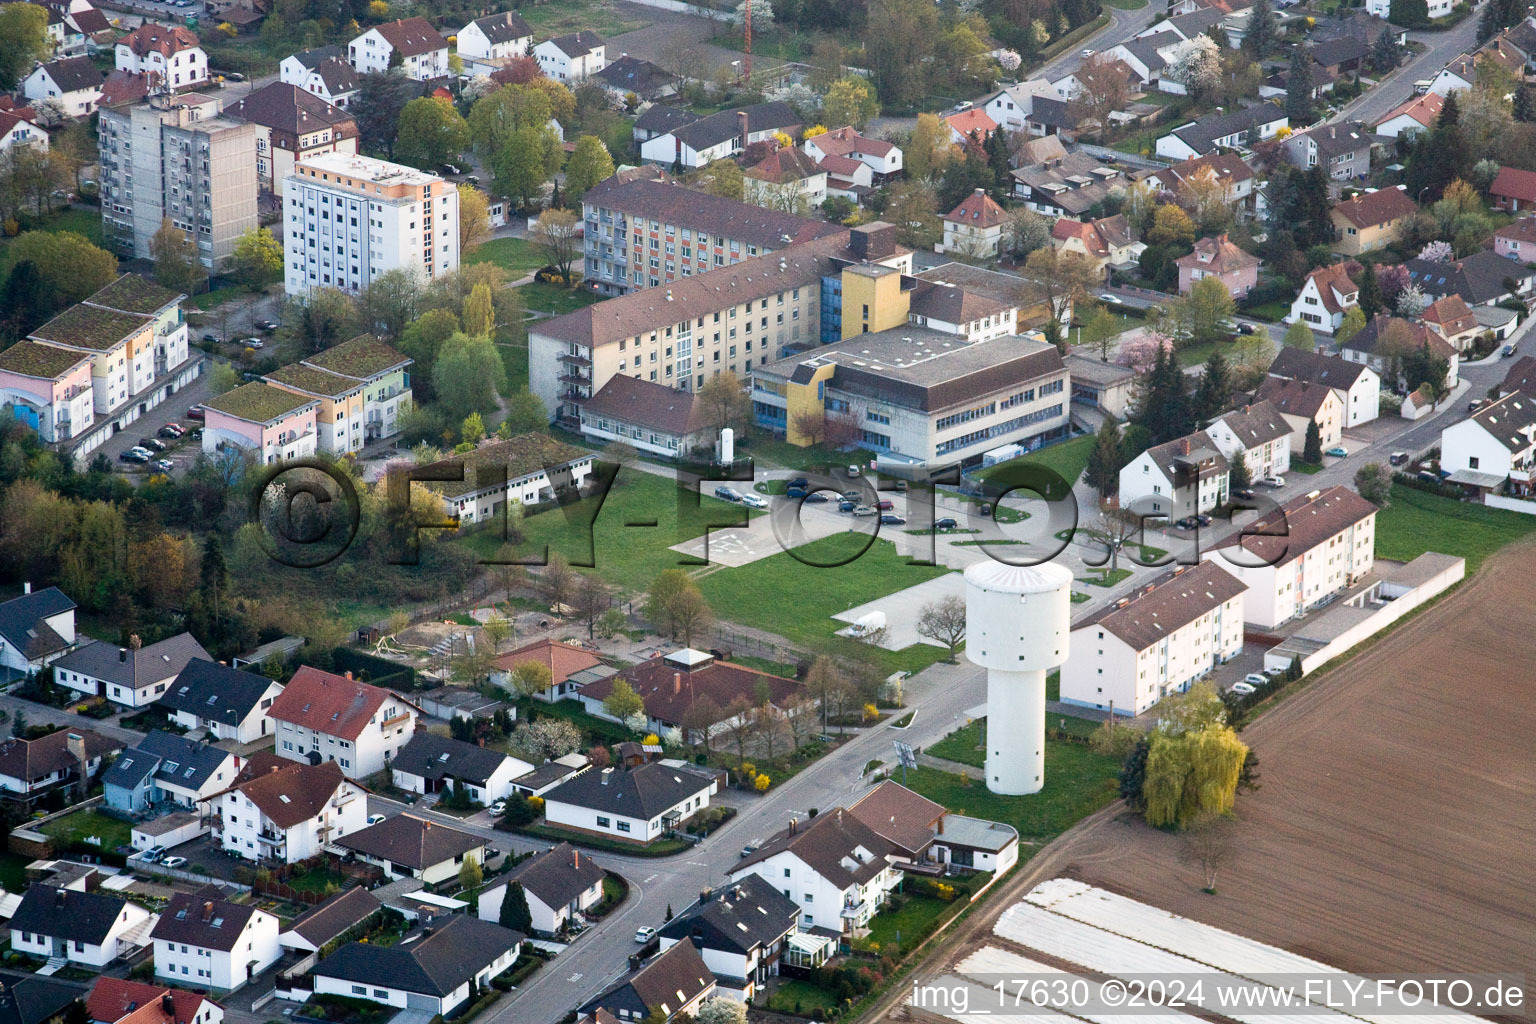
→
(99, 93, 259, 269)
(283, 152, 459, 296)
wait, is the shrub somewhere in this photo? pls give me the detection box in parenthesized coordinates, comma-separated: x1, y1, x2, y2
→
(754, 773, 771, 792)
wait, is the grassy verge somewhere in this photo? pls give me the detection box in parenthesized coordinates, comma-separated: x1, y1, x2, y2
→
(1291, 460, 1325, 474)
(1375, 483, 1536, 573)
(1078, 567, 1132, 587)
(768, 979, 839, 1016)
(977, 435, 1095, 490)
(866, 895, 950, 951)
(905, 740, 1120, 840)
(467, 237, 547, 278)
(928, 716, 1100, 769)
(507, 821, 691, 856)
(519, 281, 605, 315)
(1098, 0, 1147, 8)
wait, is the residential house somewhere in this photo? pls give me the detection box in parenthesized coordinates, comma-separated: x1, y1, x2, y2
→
(389, 733, 531, 806)
(591, 55, 677, 102)
(541, 761, 718, 845)
(1118, 431, 1230, 518)
(336, 814, 486, 885)
(1330, 186, 1416, 256)
(728, 808, 901, 935)
(477, 842, 606, 935)
(53, 633, 209, 707)
(422, 433, 594, 524)
(86, 978, 223, 1024)
(1140, 152, 1261, 220)
(0, 586, 76, 676)
(1054, 56, 1138, 115)
(158, 659, 284, 744)
(22, 56, 103, 117)
(1104, 34, 1176, 90)
(908, 263, 1030, 339)
(509, 754, 590, 798)
(410, 686, 513, 724)
(278, 888, 381, 955)
(816, 154, 875, 204)
(941, 188, 1008, 258)
(1494, 168, 1536, 212)
(1440, 391, 1536, 495)
(348, 18, 448, 80)
(941, 107, 998, 145)
(637, 101, 801, 169)
(1288, 263, 1359, 334)
(455, 12, 533, 68)
(1499, 355, 1536, 397)
(1307, 35, 1369, 77)
(1373, 92, 1444, 139)
(1204, 486, 1376, 628)
(312, 916, 523, 1016)
(656, 874, 799, 1001)
(576, 648, 804, 742)
(0, 108, 46, 154)
(259, 363, 366, 456)
(848, 779, 1020, 874)
(578, 938, 714, 1023)
(1050, 215, 1144, 280)
(151, 891, 281, 991)
(298, 334, 413, 444)
(200, 383, 318, 464)
(801, 127, 902, 182)
(534, 31, 606, 82)
(1176, 234, 1259, 298)
(224, 83, 358, 196)
(278, 46, 358, 108)
(1061, 561, 1247, 715)
(1267, 347, 1381, 427)
(743, 144, 827, 212)
(212, 758, 368, 863)
(1011, 152, 1128, 220)
(103, 730, 238, 814)
(979, 79, 1060, 132)
(0, 727, 120, 806)
(1136, 8, 1225, 42)
(632, 104, 696, 145)
(1283, 122, 1372, 181)
(115, 25, 207, 89)
(10, 886, 154, 969)
(1492, 215, 1536, 261)
(1367, 0, 1451, 16)
(1155, 103, 1287, 160)
(1427, 52, 1477, 97)
(268, 666, 418, 779)
(1336, 314, 1461, 389)
(577, 374, 711, 458)
(489, 638, 608, 702)
(1420, 295, 1483, 353)
(0, 342, 95, 443)
(1405, 249, 1536, 307)
(1254, 376, 1345, 451)
(1205, 400, 1293, 480)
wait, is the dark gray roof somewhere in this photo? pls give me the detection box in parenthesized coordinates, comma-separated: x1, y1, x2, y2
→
(734, 808, 897, 889)
(546, 30, 603, 58)
(149, 892, 260, 952)
(469, 11, 531, 44)
(0, 587, 74, 662)
(511, 760, 586, 791)
(656, 874, 798, 955)
(315, 916, 523, 997)
(158, 658, 278, 726)
(544, 762, 714, 820)
(391, 732, 514, 786)
(1120, 36, 1170, 74)
(506, 842, 606, 908)
(0, 975, 79, 1024)
(1027, 96, 1075, 129)
(53, 634, 210, 691)
(335, 813, 484, 869)
(103, 730, 230, 793)
(1214, 400, 1291, 448)
(593, 55, 676, 98)
(1406, 251, 1536, 305)
(225, 82, 354, 136)
(1267, 346, 1371, 390)
(290, 44, 342, 69)
(1462, 392, 1536, 452)
(581, 938, 713, 1019)
(671, 101, 801, 151)
(1166, 8, 1224, 36)
(1290, 121, 1370, 160)
(580, 177, 839, 249)
(1170, 103, 1286, 154)
(36, 56, 102, 94)
(315, 57, 359, 95)
(1308, 34, 1368, 68)
(10, 885, 132, 945)
(285, 887, 382, 948)
(634, 104, 696, 136)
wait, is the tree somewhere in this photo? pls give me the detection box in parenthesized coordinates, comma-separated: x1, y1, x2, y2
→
(352, 70, 419, 157)
(458, 853, 483, 890)
(822, 77, 879, 129)
(433, 332, 506, 414)
(458, 186, 491, 253)
(1173, 276, 1236, 349)
(150, 219, 203, 295)
(1168, 36, 1222, 99)
(1067, 54, 1133, 139)
(1335, 306, 1366, 347)
(357, 268, 420, 342)
(1085, 417, 1124, 495)
(698, 370, 749, 433)
(463, 282, 495, 337)
(1389, 0, 1428, 24)
(230, 228, 283, 290)
(499, 880, 533, 931)
(915, 595, 966, 661)
(696, 998, 748, 1024)
(1082, 305, 1121, 362)
(572, 574, 611, 639)
(1147, 203, 1196, 248)
(492, 125, 563, 207)
(864, 0, 938, 108)
(1133, 342, 1193, 444)
(1285, 46, 1315, 124)
(482, 615, 512, 654)
(507, 660, 554, 701)
(470, 83, 556, 161)
(501, 389, 548, 435)
(1354, 461, 1392, 507)
(564, 135, 616, 199)
(1303, 419, 1323, 464)
(1024, 246, 1098, 337)
(1370, 28, 1402, 74)
(688, 158, 744, 201)
(603, 679, 646, 721)
(396, 96, 470, 171)
(1144, 723, 1249, 828)
(540, 553, 577, 613)
(533, 208, 582, 283)
(207, 362, 241, 395)
(1241, 0, 1277, 57)
(1002, 204, 1053, 263)
(885, 180, 942, 249)
(0, 3, 49, 91)
(1282, 318, 1316, 352)
(1180, 812, 1238, 892)
(1192, 348, 1231, 422)
(7, 231, 117, 309)
(905, 113, 950, 182)
(0, 260, 50, 344)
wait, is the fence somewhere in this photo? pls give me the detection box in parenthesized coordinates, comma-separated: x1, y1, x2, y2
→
(1077, 143, 1170, 170)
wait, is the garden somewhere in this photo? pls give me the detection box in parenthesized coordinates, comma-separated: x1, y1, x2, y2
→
(39, 808, 134, 855)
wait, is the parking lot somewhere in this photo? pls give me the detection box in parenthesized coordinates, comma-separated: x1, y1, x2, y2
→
(96, 366, 216, 477)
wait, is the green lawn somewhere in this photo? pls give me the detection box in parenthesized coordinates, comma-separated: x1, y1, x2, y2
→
(928, 714, 1099, 767)
(519, 281, 605, 315)
(768, 979, 839, 1016)
(1098, 0, 1148, 8)
(0, 206, 105, 265)
(1291, 460, 1325, 474)
(1079, 567, 1132, 587)
(0, 852, 30, 891)
(906, 740, 1121, 841)
(866, 895, 951, 952)
(468, 237, 547, 278)
(39, 809, 134, 851)
(514, 0, 649, 37)
(979, 435, 1096, 490)
(739, 437, 880, 472)
(287, 867, 347, 893)
(188, 285, 256, 311)
(695, 534, 951, 674)
(1375, 484, 1536, 573)
(1243, 301, 1289, 322)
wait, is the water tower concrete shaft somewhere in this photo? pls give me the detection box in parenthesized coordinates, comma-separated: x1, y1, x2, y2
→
(963, 560, 1072, 795)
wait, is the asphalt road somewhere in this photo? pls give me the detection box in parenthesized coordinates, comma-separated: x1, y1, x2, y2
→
(1333, 13, 1483, 128)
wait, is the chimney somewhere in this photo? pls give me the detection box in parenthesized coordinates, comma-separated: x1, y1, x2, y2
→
(344, 671, 354, 681)
(22, 582, 30, 595)
(937, 815, 944, 835)
(202, 901, 213, 921)
(424, 819, 431, 829)
(119, 648, 128, 663)
(162, 996, 174, 1015)
(55, 889, 66, 907)
(66, 732, 86, 772)
(737, 109, 749, 148)
(673, 672, 681, 695)
(573, 849, 579, 868)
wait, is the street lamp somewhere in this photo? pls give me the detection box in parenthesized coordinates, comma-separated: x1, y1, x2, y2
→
(1418, 186, 1431, 205)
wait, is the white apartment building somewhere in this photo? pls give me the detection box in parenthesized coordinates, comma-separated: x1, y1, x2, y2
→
(1061, 561, 1247, 717)
(728, 809, 901, 936)
(347, 18, 449, 80)
(457, 11, 533, 64)
(1205, 486, 1377, 629)
(533, 31, 605, 82)
(427, 433, 594, 524)
(151, 892, 281, 991)
(1118, 431, 1230, 519)
(1205, 401, 1292, 481)
(283, 152, 459, 296)
(268, 667, 417, 779)
(214, 760, 369, 864)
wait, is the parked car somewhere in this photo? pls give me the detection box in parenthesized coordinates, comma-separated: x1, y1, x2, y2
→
(255, 319, 279, 331)
(845, 464, 861, 478)
(1233, 487, 1255, 499)
(1503, 344, 1517, 357)
(740, 843, 759, 858)
(785, 486, 807, 498)
(139, 437, 167, 452)
(1260, 475, 1285, 487)
(1389, 451, 1409, 466)
(786, 477, 808, 490)
(851, 504, 876, 516)
(186, 406, 205, 420)
(1325, 445, 1348, 458)
(1098, 292, 1120, 304)
(740, 493, 768, 509)
(714, 486, 743, 502)
(894, 478, 908, 491)
(934, 517, 958, 530)
(1243, 673, 1268, 687)
(1262, 665, 1287, 678)
(841, 490, 863, 502)
(237, 337, 264, 349)
(877, 499, 895, 511)
(634, 926, 656, 944)
(1236, 322, 1257, 335)
(465, 175, 480, 186)
(119, 449, 150, 463)
(161, 856, 187, 869)
(803, 492, 829, 503)
(158, 425, 183, 439)
(142, 847, 165, 863)
(880, 514, 906, 525)
(838, 500, 855, 512)
(489, 800, 506, 816)
(1195, 513, 1212, 527)
(152, 459, 174, 474)
(201, 333, 218, 344)
(367, 813, 386, 825)
(1175, 516, 1199, 530)
(442, 163, 462, 176)
(1230, 681, 1257, 695)
(485, 847, 501, 860)
(1080, 47, 1095, 56)
(1469, 399, 1485, 412)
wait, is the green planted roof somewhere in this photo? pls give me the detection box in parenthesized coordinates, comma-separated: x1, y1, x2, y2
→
(303, 334, 411, 381)
(431, 433, 591, 499)
(85, 274, 182, 315)
(31, 303, 153, 352)
(0, 341, 92, 380)
(265, 362, 361, 399)
(205, 382, 318, 423)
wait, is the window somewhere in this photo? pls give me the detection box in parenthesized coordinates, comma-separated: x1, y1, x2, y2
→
(597, 816, 611, 828)
(617, 821, 631, 832)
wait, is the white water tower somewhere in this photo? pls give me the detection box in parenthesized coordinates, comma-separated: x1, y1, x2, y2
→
(964, 559, 1073, 795)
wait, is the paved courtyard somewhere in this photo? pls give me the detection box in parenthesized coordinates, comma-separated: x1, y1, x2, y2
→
(832, 572, 965, 650)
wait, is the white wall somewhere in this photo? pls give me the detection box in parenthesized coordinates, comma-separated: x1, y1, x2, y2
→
(154, 910, 280, 991)
(13, 902, 151, 968)
(729, 850, 897, 935)
(274, 702, 416, 778)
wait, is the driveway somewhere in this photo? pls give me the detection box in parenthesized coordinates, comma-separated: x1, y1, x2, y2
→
(94, 363, 216, 478)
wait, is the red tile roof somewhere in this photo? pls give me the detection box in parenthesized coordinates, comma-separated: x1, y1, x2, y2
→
(810, 126, 895, 158)
(1491, 166, 1536, 204)
(943, 107, 998, 139)
(1175, 233, 1258, 275)
(1302, 263, 1358, 316)
(267, 666, 406, 740)
(371, 16, 447, 56)
(88, 978, 218, 1024)
(1421, 294, 1478, 336)
(944, 188, 1008, 229)
(227, 759, 351, 828)
(1332, 186, 1417, 229)
(119, 24, 200, 57)
(492, 638, 605, 685)
(579, 653, 804, 729)
(1373, 91, 1443, 131)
